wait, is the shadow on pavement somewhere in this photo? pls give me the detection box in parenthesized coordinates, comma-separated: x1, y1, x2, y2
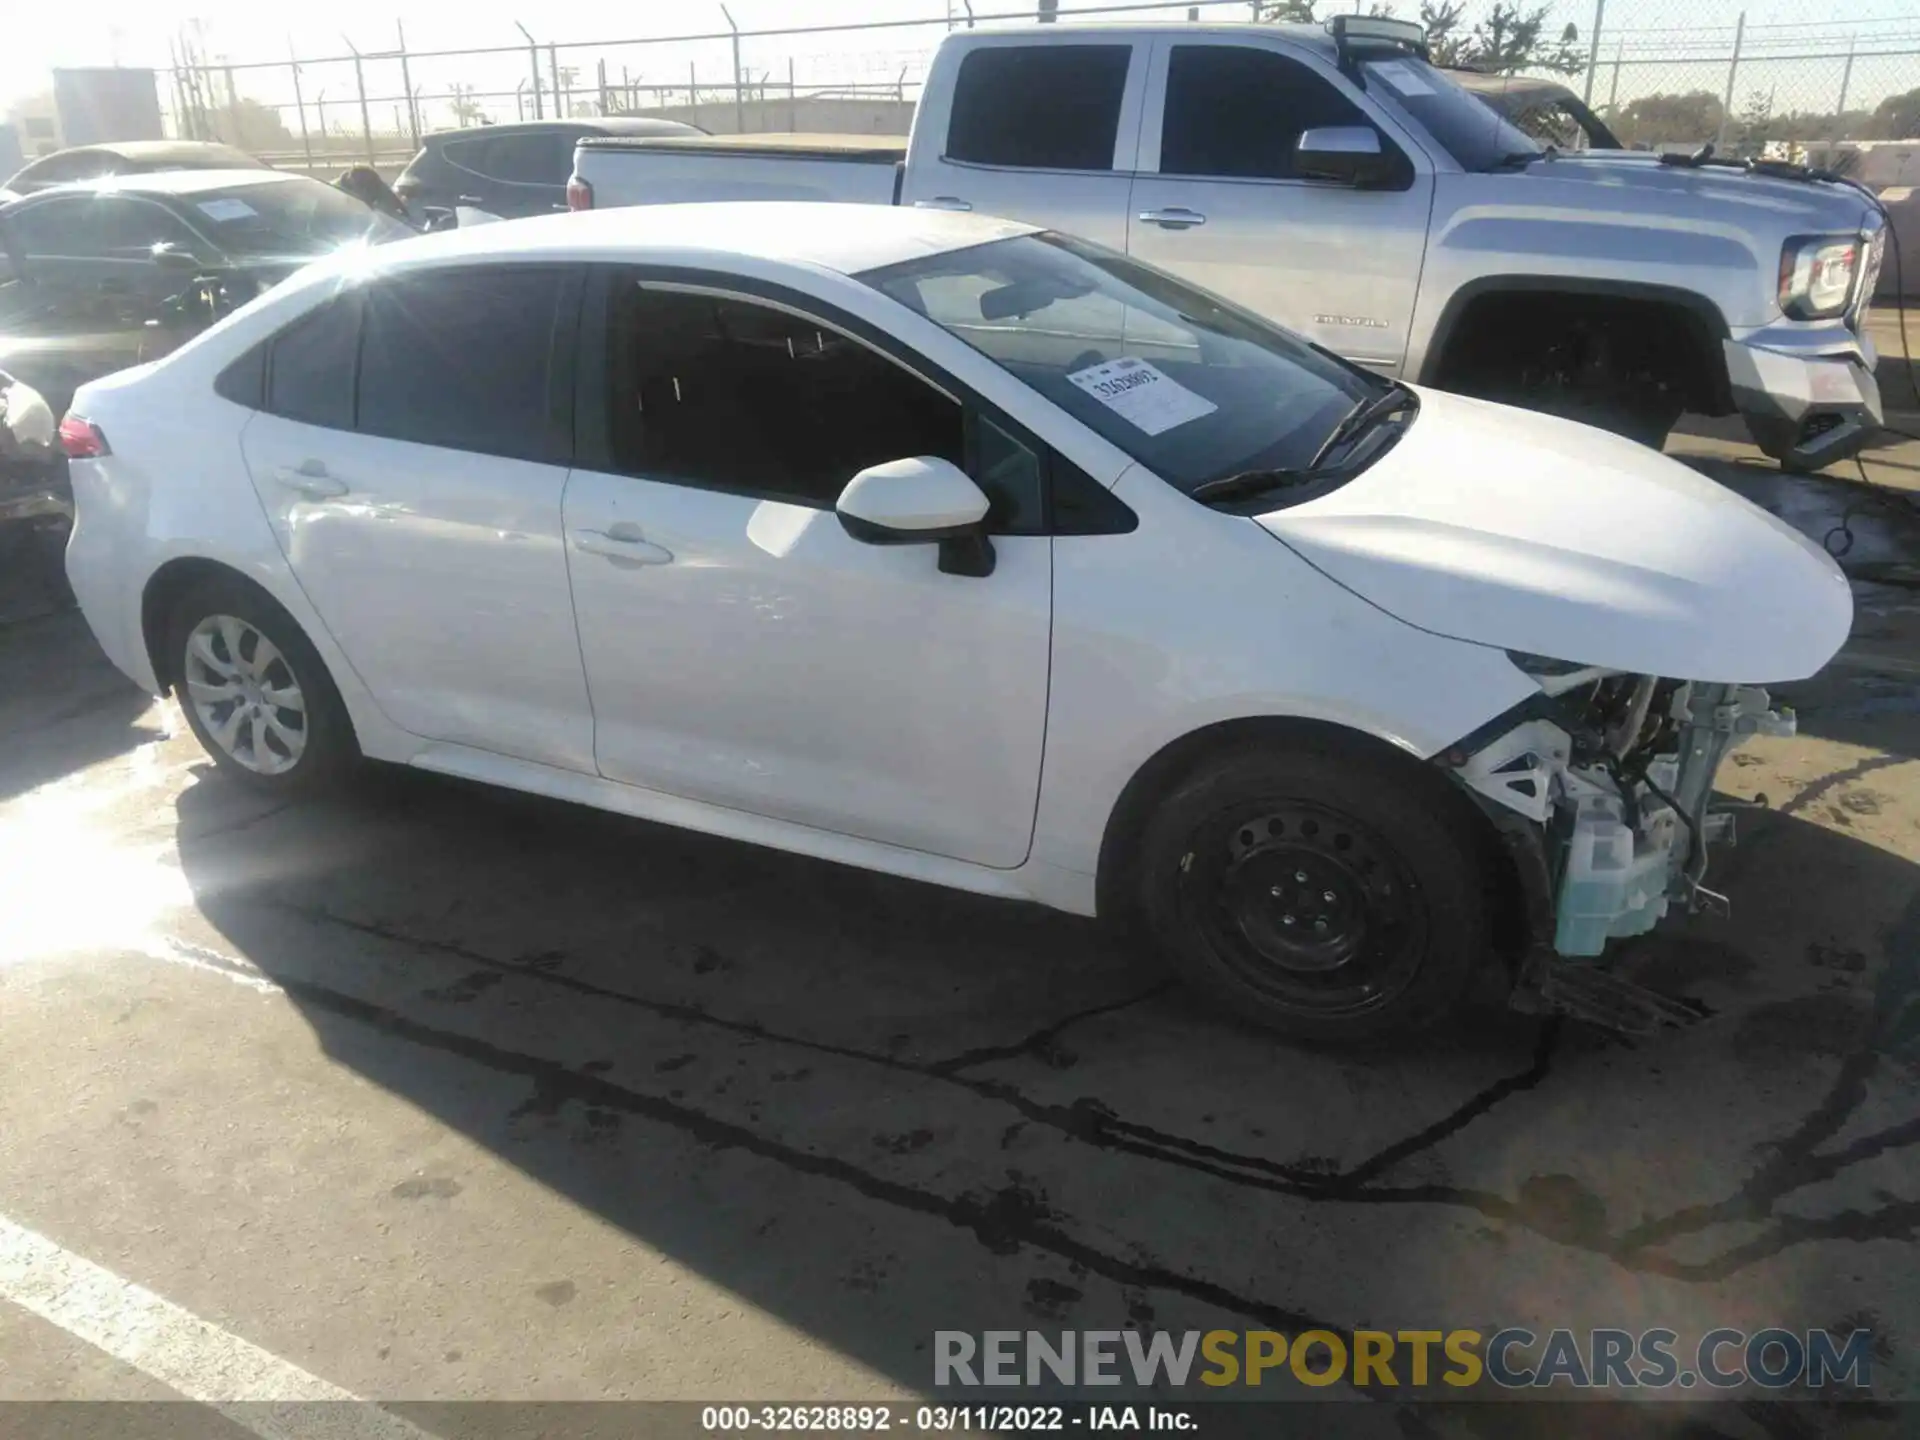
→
(169, 750, 1920, 1426)
(0, 611, 160, 803)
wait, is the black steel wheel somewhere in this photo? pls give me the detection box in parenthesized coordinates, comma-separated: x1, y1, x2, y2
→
(1136, 739, 1495, 1043)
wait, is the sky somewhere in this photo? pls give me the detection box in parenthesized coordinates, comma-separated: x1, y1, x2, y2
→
(8, 0, 1920, 126)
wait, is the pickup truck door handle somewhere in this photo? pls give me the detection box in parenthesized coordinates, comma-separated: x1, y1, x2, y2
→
(914, 195, 973, 212)
(272, 459, 348, 500)
(571, 525, 674, 566)
(1138, 207, 1207, 230)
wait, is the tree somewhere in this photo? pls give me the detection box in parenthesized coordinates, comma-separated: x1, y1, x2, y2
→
(1472, 3, 1580, 74)
(448, 83, 485, 129)
(1868, 87, 1920, 141)
(1609, 90, 1724, 149)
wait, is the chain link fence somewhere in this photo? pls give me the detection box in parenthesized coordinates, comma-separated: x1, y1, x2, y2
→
(162, 2, 1920, 181)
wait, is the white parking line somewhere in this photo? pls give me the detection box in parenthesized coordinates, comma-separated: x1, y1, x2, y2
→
(0, 1210, 435, 1440)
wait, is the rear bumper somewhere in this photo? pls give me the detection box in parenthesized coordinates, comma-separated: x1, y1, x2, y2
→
(1724, 326, 1883, 469)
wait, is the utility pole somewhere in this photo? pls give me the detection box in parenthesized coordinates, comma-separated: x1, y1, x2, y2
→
(1717, 11, 1745, 150)
(1582, 0, 1606, 104)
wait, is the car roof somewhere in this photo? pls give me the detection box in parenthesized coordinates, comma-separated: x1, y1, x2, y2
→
(28, 139, 260, 167)
(967, 20, 1335, 57)
(343, 202, 1039, 279)
(423, 117, 702, 143)
(8, 168, 301, 203)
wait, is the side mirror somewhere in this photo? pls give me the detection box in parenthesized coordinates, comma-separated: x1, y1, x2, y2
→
(1295, 126, 1392, 187)
(150, 242, 202, 273)
(835, 456, 996, 578)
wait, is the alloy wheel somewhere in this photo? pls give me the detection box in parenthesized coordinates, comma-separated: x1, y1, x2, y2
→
(182, 614, 308, 775)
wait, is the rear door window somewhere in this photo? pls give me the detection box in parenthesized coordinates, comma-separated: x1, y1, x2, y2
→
(356, 267, 568, 462)
(266, 294, 361, 430)
(947, 46, 1132, 171)
(264, 293, 360, 428)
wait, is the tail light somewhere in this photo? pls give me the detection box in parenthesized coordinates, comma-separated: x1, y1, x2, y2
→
(59, 415, 109, 459)
(566, 175, 593, 212)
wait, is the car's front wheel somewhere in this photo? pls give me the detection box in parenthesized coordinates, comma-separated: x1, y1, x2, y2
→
(167, 577, 355, 790)
(1135, 741, 1496, 1044)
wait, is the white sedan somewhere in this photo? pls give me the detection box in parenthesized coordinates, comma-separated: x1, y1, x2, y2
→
(61, 202, 1850, 1042)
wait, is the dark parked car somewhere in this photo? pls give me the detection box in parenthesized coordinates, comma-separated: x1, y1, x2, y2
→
(1449, 71, 1623, 152)
(392, 118, 705, 220)
(0, 169, 409, 416)
(1, 140, 266, 202)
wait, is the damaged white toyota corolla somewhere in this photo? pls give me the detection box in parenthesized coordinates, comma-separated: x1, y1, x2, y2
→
(61, 204, 1850, 1042)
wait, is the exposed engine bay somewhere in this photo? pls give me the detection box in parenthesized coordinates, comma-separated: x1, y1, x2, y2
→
(1451, 671, 1796, 960)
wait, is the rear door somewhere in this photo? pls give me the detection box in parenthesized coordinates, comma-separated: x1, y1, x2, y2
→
(439, 129, 576, 217)
(1125, 37, 1433, 373)
(898, 37, 1146, 250)
(239, 264, 596, 771)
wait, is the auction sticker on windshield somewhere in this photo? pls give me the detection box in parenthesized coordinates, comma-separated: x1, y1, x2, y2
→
(1066, 357, 1217, 436)
(195, 198, 259, 222)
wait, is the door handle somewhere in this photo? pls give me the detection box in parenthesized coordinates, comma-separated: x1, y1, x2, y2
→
(570, 526, 673, 565)
(272, 459, 347, 500)
(1138, 207, 1207, 230)
(913, 195, 972, 212)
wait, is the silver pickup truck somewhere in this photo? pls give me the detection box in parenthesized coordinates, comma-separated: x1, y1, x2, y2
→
(571, 17, 1886, 470)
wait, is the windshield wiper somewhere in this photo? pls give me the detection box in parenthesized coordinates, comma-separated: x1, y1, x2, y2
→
(1306, 381, 1417, 470)
(1188, 467, 1317, 505)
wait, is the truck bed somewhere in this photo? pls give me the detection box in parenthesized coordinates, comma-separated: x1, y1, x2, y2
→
(574, 133, 906, 208)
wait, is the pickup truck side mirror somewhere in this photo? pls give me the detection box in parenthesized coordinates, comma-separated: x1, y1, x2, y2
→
(835, 455, 996, 577)
(1295, 126, 1392, 188)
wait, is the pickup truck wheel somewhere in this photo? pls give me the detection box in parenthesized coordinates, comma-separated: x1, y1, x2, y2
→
(1135, 744, 1491, 1043)
(1531, 384, 1684, 450)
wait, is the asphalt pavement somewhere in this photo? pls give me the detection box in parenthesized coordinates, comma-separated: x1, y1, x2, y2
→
(0, 413, 1915, 1438)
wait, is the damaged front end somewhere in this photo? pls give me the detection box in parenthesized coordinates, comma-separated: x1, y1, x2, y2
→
(1445, 664, 1795, 1029)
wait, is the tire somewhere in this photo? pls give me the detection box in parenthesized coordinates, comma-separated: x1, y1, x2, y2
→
(1133, 741, 1496, 1044)
(166, 575, 356, 791)
(1528, 385, 1683, 451)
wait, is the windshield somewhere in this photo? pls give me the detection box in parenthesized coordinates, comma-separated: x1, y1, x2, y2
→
(183, 178, 410, 262)
(858, 232, 1383, 497)
(1361, 57, 1542, 171)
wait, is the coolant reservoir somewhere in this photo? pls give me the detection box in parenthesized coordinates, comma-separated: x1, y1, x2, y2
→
(1554, 792, 1677, 957)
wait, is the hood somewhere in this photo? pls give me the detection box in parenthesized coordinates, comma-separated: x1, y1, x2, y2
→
(1253, 388, 1852, 684)
(1513, 153, 1873, 231)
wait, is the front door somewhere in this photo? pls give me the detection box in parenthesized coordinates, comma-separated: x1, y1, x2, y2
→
(1126, 38, 1433, 373)
(563, 275, 1052, 868)
(0, 194, 197, 413)
(239, 265, 596, 772)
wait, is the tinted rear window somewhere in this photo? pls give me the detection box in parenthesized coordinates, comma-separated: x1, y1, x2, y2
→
(947, 46, 1131, 171)
(266, 295, 360, 430)
(356, 267, 565, 463)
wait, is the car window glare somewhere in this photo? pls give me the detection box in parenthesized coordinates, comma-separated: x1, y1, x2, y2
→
(184, 179, 408, 261)
(861, 232, 1376, 497)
